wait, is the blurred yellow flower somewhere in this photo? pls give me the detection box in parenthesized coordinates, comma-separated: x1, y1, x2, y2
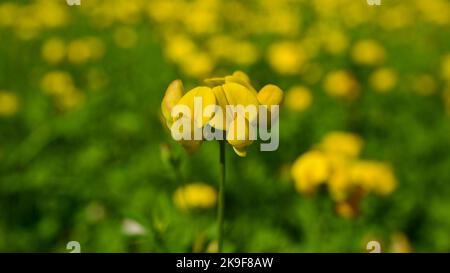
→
(370, 68, 398, 93)
(350, 161, 397, 196)
(67, 38, 105, 64)
(173, 183, 217, 210)
(319, 131, 363, 159)
(165, 35, 197, 62)
(323, 70, 359, 99)
(292, 131, 397, 217)
(321, 28, 348, 55)
(0, 91, 19, 117)
(41, 38, 66, 64)
(0, 3, 18, 27)
(351, 39, 385, 66)
(291, 150, 330, 195)
(114, 26, 138, 49)
(267, 42, 307, 75)
(180, 53, 214, 79)
(40, 71, 85, 111)
(41, 71, 75, 96)
(379, 5, 413, 30)
(56, 89, 85, 111)
(285, 86, 313, 112)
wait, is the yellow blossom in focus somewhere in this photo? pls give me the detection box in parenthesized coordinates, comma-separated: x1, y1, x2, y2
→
(351, 40, 386, 66)
(0, 91, 19, 117)
(291, 150, 330, 195)
(285, 86, 313, 112)
(370, 68, 397, 93)
(323, 70, 359, 99)
(267, 42, 307, 75)
(41, 38, 66, 64)
(161, 71, 283, 156)
(173, 183, 217, 210)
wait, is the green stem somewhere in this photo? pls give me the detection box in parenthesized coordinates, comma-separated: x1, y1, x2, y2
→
(217, 140, 226, 253)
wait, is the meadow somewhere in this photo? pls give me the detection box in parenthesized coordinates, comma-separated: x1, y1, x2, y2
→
(0, 0, 450, 252)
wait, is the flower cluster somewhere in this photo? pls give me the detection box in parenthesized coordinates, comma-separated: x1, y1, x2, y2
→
(161, 71, 283, 157)
(291, 131, 397, 218)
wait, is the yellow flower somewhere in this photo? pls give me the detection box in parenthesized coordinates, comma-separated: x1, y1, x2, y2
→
(41, 37, 66, 64)
(319, 131, 363, 159)
(41, 71, 84, 110)
(161, 71, 283, 157)
(285, 86, 312, 112)
(350, 161, 397, 196)
(173, 183, 217, 210)
(323, 70, 359, 99)
(291, 150, 330, 195)
(370, 68, 397, 93)
(161, 80, 185, 128)
(41, 71, 75, 96)
(320, 28, 348, 55)
(267, 42, 307, 75)
(67, 38, 105, 64)
(0, 91, 19, 117)
(351, 39, 386, 66)
(179, 52, 214, 79)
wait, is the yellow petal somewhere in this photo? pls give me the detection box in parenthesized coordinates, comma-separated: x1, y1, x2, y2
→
(232, 146, 247, 157)
(208, 85, 232, 131)
(257, 84, 284, 107)
(204, 77, 225, 87)
(232, 71, 251, 84)
(161, 80, 184, 127)
(175, 86, 216, 128)
(224, 72, 258, 96)
(226, 115, 253, 150)
(222, 82, 259, 122)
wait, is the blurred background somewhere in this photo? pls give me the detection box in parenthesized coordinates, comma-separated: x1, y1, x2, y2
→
(0, 0, 450, 252)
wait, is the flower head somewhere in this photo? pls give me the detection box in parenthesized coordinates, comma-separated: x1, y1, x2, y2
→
(161, 71, 283, 157)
